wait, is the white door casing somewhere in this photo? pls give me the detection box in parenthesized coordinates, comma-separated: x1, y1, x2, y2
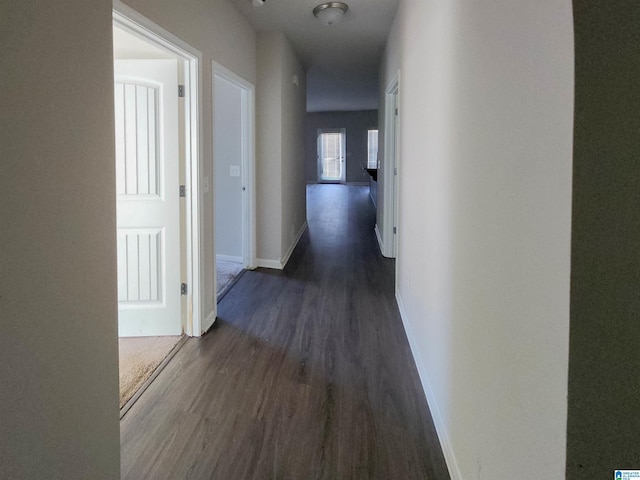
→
(115, 59, 182, 337)
(392, 92, 399, 257)
(381, 72, 400, 259)
(212, 63, 257, 273)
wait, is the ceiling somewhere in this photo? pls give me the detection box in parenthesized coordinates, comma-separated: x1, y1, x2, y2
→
(230, 0, 399, 112)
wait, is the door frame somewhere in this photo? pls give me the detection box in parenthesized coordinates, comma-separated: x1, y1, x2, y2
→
(212, 62, 257, 271)
(317, 128, 347, 183)
(382, 71, 400, 258)
(113, 1, 204, 336)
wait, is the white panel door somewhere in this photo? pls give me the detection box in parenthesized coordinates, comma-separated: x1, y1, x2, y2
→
(114, 59, 181, 337)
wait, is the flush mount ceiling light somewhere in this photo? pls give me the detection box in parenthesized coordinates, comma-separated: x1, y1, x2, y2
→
(313, 2, 349, 26)
(252, 0, 266, 6)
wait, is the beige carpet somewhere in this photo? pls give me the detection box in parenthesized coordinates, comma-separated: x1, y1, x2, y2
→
(216, 260, 244, 300)
(118, 261, 241, 409)
(118, 335, 182, 408)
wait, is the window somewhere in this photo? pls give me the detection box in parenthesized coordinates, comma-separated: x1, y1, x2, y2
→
(367, 129, 379, 169)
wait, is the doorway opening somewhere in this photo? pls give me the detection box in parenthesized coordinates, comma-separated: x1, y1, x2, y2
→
(113, 2, 202, 416)
(213, 62, 256, 303)
(380, 74, 399, 259)
(317, 128, 346, 183)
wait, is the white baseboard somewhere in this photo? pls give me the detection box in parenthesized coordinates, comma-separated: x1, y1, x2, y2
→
(256, 258, 283, 270)
(202, 309, 217, 335)
(216, 254, 242, 264)
(375, 224, 384, 254)
(281, 221, 307, 268)
(255, 221, 308, 270)
(395, 291, 462, 480)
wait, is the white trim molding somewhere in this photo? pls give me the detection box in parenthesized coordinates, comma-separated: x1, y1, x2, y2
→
(203, 310, 217, 335)
(255, 258, 284, 270)
(374, 224, 384, 254)
(395, 291, 462, 480)
(281, 221, 308, 268)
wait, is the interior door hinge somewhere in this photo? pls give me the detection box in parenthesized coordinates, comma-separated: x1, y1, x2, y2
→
(181, 283, 188, 295)
(179, 185, 186, 197)
(393, 227, 397, 234)
(178, 85, 185, 98)
(395, 107, 398, 116)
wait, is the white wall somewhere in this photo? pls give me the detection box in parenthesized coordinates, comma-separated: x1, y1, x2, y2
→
(279, 35, 307, 263)
(113, 26, 176, 59)
(124, 0, 255, 82)
(383, 0, 574, 478)
(0, 1, 120, 478)
(256, 32, 283, 264)
(214, 75, 243, 260)
(256, 32, 307, 268)
(122, 0, 256, 319)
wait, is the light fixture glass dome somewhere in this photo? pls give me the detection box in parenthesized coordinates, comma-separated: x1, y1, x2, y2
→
(313, 2, 349, 26)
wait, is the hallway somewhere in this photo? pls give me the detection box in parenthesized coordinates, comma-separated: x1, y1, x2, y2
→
(120, 184, 450, 479)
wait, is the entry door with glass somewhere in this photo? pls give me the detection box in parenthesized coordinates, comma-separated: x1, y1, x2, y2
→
(317, 128, 346, 183)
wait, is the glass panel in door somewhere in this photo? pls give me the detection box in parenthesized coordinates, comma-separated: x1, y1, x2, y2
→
(317, 129, 346, 182)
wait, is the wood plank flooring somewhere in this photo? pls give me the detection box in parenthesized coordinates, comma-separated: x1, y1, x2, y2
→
(120, 184, 450, 480)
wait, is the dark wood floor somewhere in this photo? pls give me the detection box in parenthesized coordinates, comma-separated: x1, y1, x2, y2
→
(120, 184, 450, 480)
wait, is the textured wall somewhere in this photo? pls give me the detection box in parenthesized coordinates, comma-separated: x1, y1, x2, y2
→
(0, 1, 120, 477)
